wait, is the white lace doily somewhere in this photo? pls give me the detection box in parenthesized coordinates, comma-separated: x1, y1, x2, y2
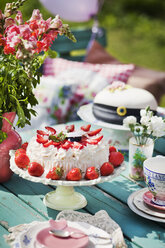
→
(4, 210, 127, 248)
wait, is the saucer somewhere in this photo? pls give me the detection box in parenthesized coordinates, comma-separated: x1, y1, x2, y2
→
(143, 191, 165, 211)
(36, 226, 88, 248)
(127, 188, 165, 223)
(133, 188, 165, 219)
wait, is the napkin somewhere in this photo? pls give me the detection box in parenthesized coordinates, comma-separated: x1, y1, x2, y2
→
(56, 210, 127, 248)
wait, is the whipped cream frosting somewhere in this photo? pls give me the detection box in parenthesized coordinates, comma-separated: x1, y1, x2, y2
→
(26, 131, 109, 177)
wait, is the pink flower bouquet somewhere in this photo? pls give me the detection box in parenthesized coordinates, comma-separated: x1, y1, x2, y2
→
(0, 0, 75, 134)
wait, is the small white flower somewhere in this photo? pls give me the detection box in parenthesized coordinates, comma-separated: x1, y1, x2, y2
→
(148, 116, 165, 137)
(140, 108, 153, 118)
(140, 116, 150, 126)
(123, 116, 137, 127)
(140, 109, 146, 117)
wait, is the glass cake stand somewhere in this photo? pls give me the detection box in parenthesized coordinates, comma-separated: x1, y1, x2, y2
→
(10, 151, 126, 211)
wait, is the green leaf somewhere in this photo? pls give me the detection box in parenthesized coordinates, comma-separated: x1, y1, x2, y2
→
(16, 99, 26, 127)
(0, 131, 7, 144)
(47, 49, 58, 59)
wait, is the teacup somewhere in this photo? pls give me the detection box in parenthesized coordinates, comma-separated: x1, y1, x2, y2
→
(143, 156, 165, 206)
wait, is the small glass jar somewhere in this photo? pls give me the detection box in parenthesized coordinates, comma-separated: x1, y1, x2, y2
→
(129, 137, 154, 181)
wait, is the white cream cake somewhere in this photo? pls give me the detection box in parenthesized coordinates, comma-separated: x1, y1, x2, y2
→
(26, 125, 109, 177)
(93, 81, 158, 125)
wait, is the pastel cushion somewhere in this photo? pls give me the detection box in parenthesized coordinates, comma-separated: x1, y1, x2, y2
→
(43, 57, 135, 84)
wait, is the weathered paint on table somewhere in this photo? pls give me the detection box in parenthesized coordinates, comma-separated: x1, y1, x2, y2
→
(0, 120, 165, 248)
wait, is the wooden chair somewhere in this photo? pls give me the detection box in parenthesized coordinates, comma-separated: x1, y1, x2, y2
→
(50, 27, 107, 61)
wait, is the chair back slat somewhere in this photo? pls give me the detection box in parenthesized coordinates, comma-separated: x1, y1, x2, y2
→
(50, 27, 107, 60)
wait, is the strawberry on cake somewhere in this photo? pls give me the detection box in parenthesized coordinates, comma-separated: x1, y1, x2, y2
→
(14, 124, 114, 180)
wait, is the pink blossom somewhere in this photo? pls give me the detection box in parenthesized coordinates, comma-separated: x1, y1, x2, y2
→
(22, 38, 37, 52)
(16, 48, 24, 59)
(50, 15, 63, 29)
(15, 11, 23, 25)
(30, 9, 42, 21)
(5, 25, 20, 35)
(45, 17, 52, 28)
(19, 24, 31, 40)
(4, 18, 16, 28)
(29, 19, 39, 31)
(37, 19, 49, 35)
(6, 34, 21, 48)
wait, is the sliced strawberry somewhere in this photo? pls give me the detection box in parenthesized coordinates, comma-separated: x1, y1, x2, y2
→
(61, 141, 72, 150)
(80, 124, 91, 132)
(45, 126, 56, 135)
(86, 135, 103, 145)
(73, 142, 84, 149)
(43, 140, 54, 147)
(21, 142, 28, 151)
(37, 130, 49, 136)
(52, 141, 61, 147)
(87, 128, 102, 136)
(66, 124, 75, 132)
(36, 134, 48, 144)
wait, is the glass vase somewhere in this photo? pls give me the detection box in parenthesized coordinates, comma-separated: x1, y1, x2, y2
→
(129, 137, 154, 181)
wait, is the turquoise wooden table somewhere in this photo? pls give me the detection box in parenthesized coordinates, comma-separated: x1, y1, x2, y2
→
(0, 120, 165, 248)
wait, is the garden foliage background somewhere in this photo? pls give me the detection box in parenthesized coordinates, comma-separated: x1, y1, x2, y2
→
(1, 0, 165, 106)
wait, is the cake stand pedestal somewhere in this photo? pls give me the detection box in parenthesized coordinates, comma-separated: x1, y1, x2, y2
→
(43, 185, 87, 210)
(10, 151, 126, 211)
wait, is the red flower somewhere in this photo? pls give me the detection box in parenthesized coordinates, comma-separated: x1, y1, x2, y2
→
(0, 34, 6, 47)
(29, 20, 39, 31)
(4, 45, 15, 55)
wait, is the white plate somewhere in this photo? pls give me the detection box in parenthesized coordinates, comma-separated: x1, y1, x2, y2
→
(127, 188, 165, 223)
(9, 151, 126, 187)
(77, 104, 165, 131)
(14, 220, 113, 248)
(77, 103, 129, 131)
